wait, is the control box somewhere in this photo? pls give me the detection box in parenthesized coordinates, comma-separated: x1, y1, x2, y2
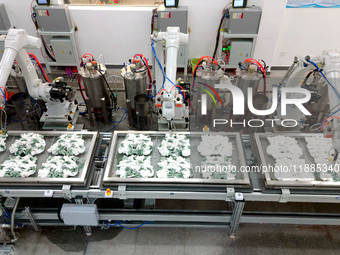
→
(154, 6, 188, 67)
(0, 4, 11, 31)
(156, 6, 188, 33)
(51, 36, 77, 64)
(225, 6, 261, 34)
(60, 204, 99, 226)
(228, 40, 253, 66)
(33, 5, 73, 32)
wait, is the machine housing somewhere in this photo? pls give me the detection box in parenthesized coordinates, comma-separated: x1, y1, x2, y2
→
(33, 5, 73, 32)
(225, 6, 261, 34)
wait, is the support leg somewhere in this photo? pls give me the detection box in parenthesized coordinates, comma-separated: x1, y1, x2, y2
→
(196, 99, 201, 129)
(86, 98, 95, 127)
(126, 99, 133, 128)
(229, 201, 245, 239)
(25, 207, 40, 232)
(100, 97, 110, 126)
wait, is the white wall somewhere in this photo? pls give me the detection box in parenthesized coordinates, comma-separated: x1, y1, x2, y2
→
(273, 7, 340, 66)
(1, 0, 271, 66)
(2, 0, 339, 68)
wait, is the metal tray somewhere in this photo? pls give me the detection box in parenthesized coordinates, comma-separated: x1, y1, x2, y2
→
(0, 131, 98, 186)
(254, 133, 340, 189)
(103, 131, 249, 187)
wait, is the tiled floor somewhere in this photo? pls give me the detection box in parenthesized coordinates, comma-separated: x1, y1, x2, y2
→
(8, 224, 340, 255)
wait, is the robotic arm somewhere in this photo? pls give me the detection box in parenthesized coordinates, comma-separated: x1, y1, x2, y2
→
(278, 50, 340, 153)
(152, 27, 189, 129)
(0, 29, 76, 126)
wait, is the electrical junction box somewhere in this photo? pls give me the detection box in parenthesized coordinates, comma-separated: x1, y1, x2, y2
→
(155, 6, 188, 67)
(225, 6, 261, 34)
(0, 4, 11, 31)
(51, 36, 77, 64)
(228, 40, 253, 66)
(156, 6, 188, 33)
(60, 204, 99, 226)
(33, 5, 73, 32)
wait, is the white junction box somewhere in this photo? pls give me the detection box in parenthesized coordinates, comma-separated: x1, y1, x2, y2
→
(51, 36, 76, 64)
(60, 204, 99, 226)
(228, 40, 253, 66)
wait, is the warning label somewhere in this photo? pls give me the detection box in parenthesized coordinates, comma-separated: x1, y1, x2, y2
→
(233, 13, 244, 19)
(161, 12, 171, 18)
(38, 10, 49, 16)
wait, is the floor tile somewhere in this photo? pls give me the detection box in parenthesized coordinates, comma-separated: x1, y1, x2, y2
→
(184, 228, 233, 255)
(280, 226, 335, 255)
(33, 228, 87, 255)
(233, 225, 285, 255)
(85, 228, 137, 255)
(135, 228, 185, 255)
(13, 229, 41, 255)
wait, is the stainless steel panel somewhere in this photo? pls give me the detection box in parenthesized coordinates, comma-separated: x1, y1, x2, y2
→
(82, 75, 110, 109)
(124, 73, 148, 109)
(254, 133, 340, 189)
(0, 131, 97, 186)
(103, 131, 249, 187)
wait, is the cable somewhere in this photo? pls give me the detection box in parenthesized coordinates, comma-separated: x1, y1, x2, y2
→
(115, 220, 151, 229)
(321, 116, 340, 131)
(19, 94, 27, 105)
(310, 123, 321, 132)
(78, 75, 87, 104)
(105, 108, 128, 132)
(213, 3, 231, 59)
(97, 69, 117, 110)
(151, 40, 165, 95)
(11, 198, 20, 241)
(213, 15, 225, 59)
(151, 3, 162, 35)
(27, 53, 50, 83)
(307, 59, 340, 100)
(103, 220, 122, 227)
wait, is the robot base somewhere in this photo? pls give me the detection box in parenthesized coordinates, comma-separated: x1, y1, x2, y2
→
(40, 104, 80, 130)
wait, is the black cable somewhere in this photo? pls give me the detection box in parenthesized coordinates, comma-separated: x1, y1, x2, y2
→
(31, 12, 56, 62)
(41, 36, 56, 62)
(97, 70, 116, 108)
(212, 15, 225, 59)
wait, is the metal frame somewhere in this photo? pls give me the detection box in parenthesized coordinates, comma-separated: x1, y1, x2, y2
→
(216, 32, 258, 69)
(103, 131, 249, 186)
(0, 132, 340, 238)
(38, 28, 80, 74)
(0, 131, 98, 186)
(254, 132, 340, 189)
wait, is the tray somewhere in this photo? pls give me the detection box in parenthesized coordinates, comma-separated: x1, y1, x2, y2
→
(103, 131, 249, 187)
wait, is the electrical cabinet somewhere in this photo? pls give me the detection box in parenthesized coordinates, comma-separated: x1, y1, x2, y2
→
(51, 36, 77, 64)
(33, 5, 73, 32)
(155, 6, 188, 69)
(228, 40, 253, 66)
(0, 4, 11, 31)
(60, 204, 99, 226)
(225, 6, 262, 34)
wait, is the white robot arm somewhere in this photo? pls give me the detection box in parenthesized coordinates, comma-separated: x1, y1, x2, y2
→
(0, 29, 77, 125)
(151, 27, 188, 127)
(279, 50, 340, 152)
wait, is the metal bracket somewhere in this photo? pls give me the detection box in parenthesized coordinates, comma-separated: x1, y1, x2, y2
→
(118, 186, 127, 200)
(279, 189, 290, 203)
(62, 185, 72, 199)
(25, 207, 40, 232)
(226, 188, 235, 201)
